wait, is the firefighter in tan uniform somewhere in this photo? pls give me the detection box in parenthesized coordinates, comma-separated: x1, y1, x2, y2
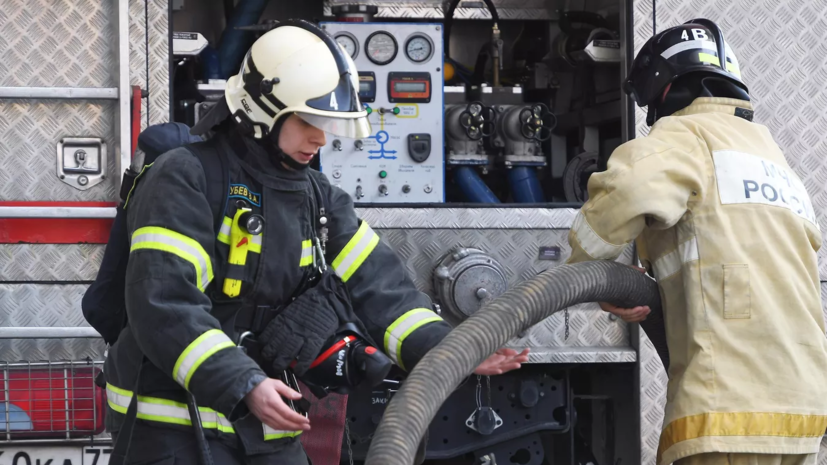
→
(566, 18, 827, 465)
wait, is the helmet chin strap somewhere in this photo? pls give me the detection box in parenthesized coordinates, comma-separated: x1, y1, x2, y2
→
(277, 149, 312, 171)
(259, 112, 313, 171)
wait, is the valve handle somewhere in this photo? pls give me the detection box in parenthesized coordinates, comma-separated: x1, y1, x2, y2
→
(519, 103, 557, 142)
(459, 101, 497, 141)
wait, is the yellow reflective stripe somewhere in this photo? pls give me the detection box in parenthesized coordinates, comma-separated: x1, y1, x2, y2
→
(657, 412, 827, 463)
(698, 52, 719, 65)
(219, 216, 262, 254)
(383, 308, 443, 370)
(332, 221, 379, 282)
(131, 226, 214, 292)
(300, 240, 313, 267)
(123, 163, 154, 209)
(217, 216, 232, 245)
(106, 383, 132, 398)
(106, 383, 235, 433)
(224, 209, 252, 297)
(698, 52, 741, 77)
(250, 234, 262, 254)
(172, 329, 235, 390)
(263, 424, 303, 440)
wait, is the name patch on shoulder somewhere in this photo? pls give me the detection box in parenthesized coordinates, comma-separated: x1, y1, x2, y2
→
(712, 150, 818, 228)
(228, 184, 261, 207)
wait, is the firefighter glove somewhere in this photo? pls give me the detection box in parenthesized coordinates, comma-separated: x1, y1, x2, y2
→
(259, 290, 340, 376)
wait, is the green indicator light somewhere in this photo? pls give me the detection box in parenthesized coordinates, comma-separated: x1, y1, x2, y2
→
(365, 105, 372, 115)
(379, 170, 387, 178)
(392, 107, 400, 115)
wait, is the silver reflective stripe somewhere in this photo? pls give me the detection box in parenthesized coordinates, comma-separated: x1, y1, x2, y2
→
(570, 211, 625, 260)
(300, 240, 313, 266)
(219, 217, 262, 253)
(653, 237, 700, 281)
(263, 423, 302, 440)
(249, 233, 263, 253)
(218, 216, 232, 243)
(106, 384, 235, 433)
(173, 329, 235, 389)
(660, 39, 717, 59)
(332, 222, 379, 282)
(106, 385, 134, 413)
(384, 308, 444, 369)
(131, 227, 213, 291)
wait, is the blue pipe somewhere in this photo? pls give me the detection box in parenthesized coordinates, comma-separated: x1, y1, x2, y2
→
(454, 167, 500, 203)
(217, 0, 270, 79)
(508, 166, 545, 203)
(201, 46, 221, 80)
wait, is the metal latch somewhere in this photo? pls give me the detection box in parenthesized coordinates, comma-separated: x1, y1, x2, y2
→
(56, 137, 107, 190)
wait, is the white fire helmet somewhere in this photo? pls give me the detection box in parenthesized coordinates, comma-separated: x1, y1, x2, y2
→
(224, 19, 371, 140)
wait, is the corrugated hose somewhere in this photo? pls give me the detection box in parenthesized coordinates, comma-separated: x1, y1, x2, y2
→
(365, 260, 668, 465)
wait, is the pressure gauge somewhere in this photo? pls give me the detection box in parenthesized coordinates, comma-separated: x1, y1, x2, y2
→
(335, 32, 359, 59)
(405, 34, 434, 63)
(365, 31, 398, 65)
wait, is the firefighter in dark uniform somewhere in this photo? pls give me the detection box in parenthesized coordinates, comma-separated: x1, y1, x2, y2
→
(104, 19, 529, 464)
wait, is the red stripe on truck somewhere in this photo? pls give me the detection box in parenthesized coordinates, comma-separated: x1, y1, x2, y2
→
(0, 201, 116, 244)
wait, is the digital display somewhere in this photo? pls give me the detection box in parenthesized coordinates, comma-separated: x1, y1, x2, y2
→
(393, 81, 427, 93)
(358, 72, 376, 103)
(387, 72, 431, 103)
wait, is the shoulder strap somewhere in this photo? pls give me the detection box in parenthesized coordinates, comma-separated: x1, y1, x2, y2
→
(307, 172, 330, 258)
(185, 141, 230, 235)
(307, 172, 328, 226)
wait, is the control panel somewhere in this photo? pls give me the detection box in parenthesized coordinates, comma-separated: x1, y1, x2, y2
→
(319, 22, 445, 203)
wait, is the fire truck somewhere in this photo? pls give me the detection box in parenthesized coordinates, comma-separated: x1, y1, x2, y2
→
(0, 0, 824, 464)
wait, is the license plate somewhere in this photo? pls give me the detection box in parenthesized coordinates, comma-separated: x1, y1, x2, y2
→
(0, 446, 112, 465)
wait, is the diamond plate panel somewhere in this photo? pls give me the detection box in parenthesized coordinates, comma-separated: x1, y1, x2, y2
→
(524, 347, 636, 364)
(0, 245, 105, 282)
(0, 284, 105, 363)
(822, 282, 827, 327)
(633, 0, 827, 280)
(820, 436, 827, 465)
(0, 0, 155, 202)
(323, 0, 557, 19)
(0, 1, 116, 87)
(147, 0, 169, 125)
(129, 0, 150, 131)
(374, 228, 633, 350)
(356, 207, 577, 229)
(0, 100, 118, 201)
(820, 283, 827, 463)
(638, 329, 667, 465)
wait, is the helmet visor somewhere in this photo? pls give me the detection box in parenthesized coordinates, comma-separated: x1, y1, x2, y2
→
(297, 112, 372, 140)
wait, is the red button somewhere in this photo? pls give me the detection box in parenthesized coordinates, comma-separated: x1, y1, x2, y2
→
(365, 346, 377, 355)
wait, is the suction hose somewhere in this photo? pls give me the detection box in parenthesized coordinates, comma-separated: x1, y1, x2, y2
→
(364, 260, 668, 465)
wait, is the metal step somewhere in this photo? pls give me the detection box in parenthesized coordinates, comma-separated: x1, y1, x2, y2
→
(0, 87, 119, 100)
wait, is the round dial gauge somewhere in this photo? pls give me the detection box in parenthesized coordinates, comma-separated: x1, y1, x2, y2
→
(365, 31, 397, 65)
(405, 35, 433, 63)
(335, 32, 358, 58)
